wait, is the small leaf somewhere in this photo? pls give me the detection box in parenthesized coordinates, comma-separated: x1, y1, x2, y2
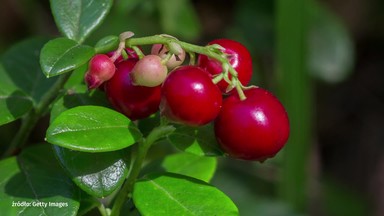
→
(0, 65, 33, 125)
(1, 37, 58, 104)
(94, 35, 119, 54)
(168, 124, 224, 156)
(308, 1, 354, 83)
(46, 105, 142, 152)
(161, 152, 217, 182)
(50, 84, 109, 123)
(50, 0, 113, 43)
(133, 173, 239, 216)
(53, 145, 131, 198)
(40, 37, 95, 78)
(0, 145, 80, 216)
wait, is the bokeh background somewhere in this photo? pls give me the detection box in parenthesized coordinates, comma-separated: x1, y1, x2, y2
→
(1, 0, 383, 215)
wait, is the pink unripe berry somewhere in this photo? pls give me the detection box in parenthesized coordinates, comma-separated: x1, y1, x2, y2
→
(130, 55, 168, 87)
(84, 54, 116, 89)
(151, 44, 186, 69)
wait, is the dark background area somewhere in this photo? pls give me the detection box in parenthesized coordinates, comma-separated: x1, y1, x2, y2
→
(1, 0, 384, 215)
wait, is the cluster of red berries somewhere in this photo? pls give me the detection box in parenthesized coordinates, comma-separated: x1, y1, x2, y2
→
(84, 38, 290, 161)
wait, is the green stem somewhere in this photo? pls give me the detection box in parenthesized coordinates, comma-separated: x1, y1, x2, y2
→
(276, 0, 312, 212)
(110, 125, 175, 216)
(126, 36, 228, 67)
(97, 203, 108, 216)
(1, 73, 71, 158)
(125, 35, 245, 98)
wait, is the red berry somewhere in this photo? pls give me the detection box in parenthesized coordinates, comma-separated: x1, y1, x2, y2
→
(197, 39, 252, 93)
(130, 55, 168, 87)
(160, 66, 222, 126)
(104, 59, 161, 120)
(84, 54, 116, 89)
(214, 88, 289, 161)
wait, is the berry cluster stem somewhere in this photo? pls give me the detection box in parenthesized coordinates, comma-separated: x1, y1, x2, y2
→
(125, 35, 247, 100)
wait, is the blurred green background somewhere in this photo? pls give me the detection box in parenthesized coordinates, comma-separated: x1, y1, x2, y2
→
(1, 0, 383, 215)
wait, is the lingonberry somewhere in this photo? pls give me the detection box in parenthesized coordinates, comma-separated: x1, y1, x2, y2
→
(130, 55, 168, 87)
(84, 54, 116, 90)
(160, 66, 222, 126)
(214, 87, 289, 161)
(197, 39, 253, 93)
(104, 59, 161, 120)
(151, 44, 186, 69)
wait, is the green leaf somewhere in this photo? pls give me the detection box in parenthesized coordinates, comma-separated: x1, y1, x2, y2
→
(161, 153, 217, 182)
(46, 105, 142, 152)
(133, 173, 239, 216)
(157, 0, 201, 40)
(1, 37, 58, 104)
(0, 65, 33, 125)
(50, 84, 109, 123)
(40, 37, 95, 78)
(50, 0, 113, 43)
(0, 145, 80, 216)
(53, 145, 131, 198)
(94, 35, 119, 54)
(168, 124, 224, 156)
(308, 1, 354, 83)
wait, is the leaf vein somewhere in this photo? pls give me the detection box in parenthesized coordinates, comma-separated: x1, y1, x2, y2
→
(148, 179, 196, 215)
(50, 125, 130, 136)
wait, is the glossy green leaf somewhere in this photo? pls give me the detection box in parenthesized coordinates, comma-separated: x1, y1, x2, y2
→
(0, 65, 33, 125)
(53, 145, 131, 198)
(161, 152, 217, 182)
(133, 173, 239, 216)
(0, 145, 79, 216)
(46, 105, 142, 152)
(157, 0, 201, 40)
(308, 1, 354, 83)
(1, 37, 58, 104)
(50, 84, 109, 123)
(40, 37, 95, 78)
(50, 0, 113, 43)
(94, 35, 119, 54)
(168, 124, 224, 156)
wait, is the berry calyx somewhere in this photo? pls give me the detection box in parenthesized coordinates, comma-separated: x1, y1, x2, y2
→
(197, 39, 253, 93)
(107, 48, 140, 63)
(160, 66, 222, 126)
(104, 59, 161, 120)
(214, 87, 289, 161)
(151, 44, 186, 69)
(130, 55, 168, 87)
(84, 54, 116, 90)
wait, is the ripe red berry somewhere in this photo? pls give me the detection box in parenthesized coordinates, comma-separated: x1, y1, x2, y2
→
(214, 88, 289, 161)
(151, 44, 186, 69)
(197, 39, 252, 93)
(104, 59, 161, 120)
(84, 54, 116, 89)
(160, 66, 222, 126)
(130, 55, 168, 87)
